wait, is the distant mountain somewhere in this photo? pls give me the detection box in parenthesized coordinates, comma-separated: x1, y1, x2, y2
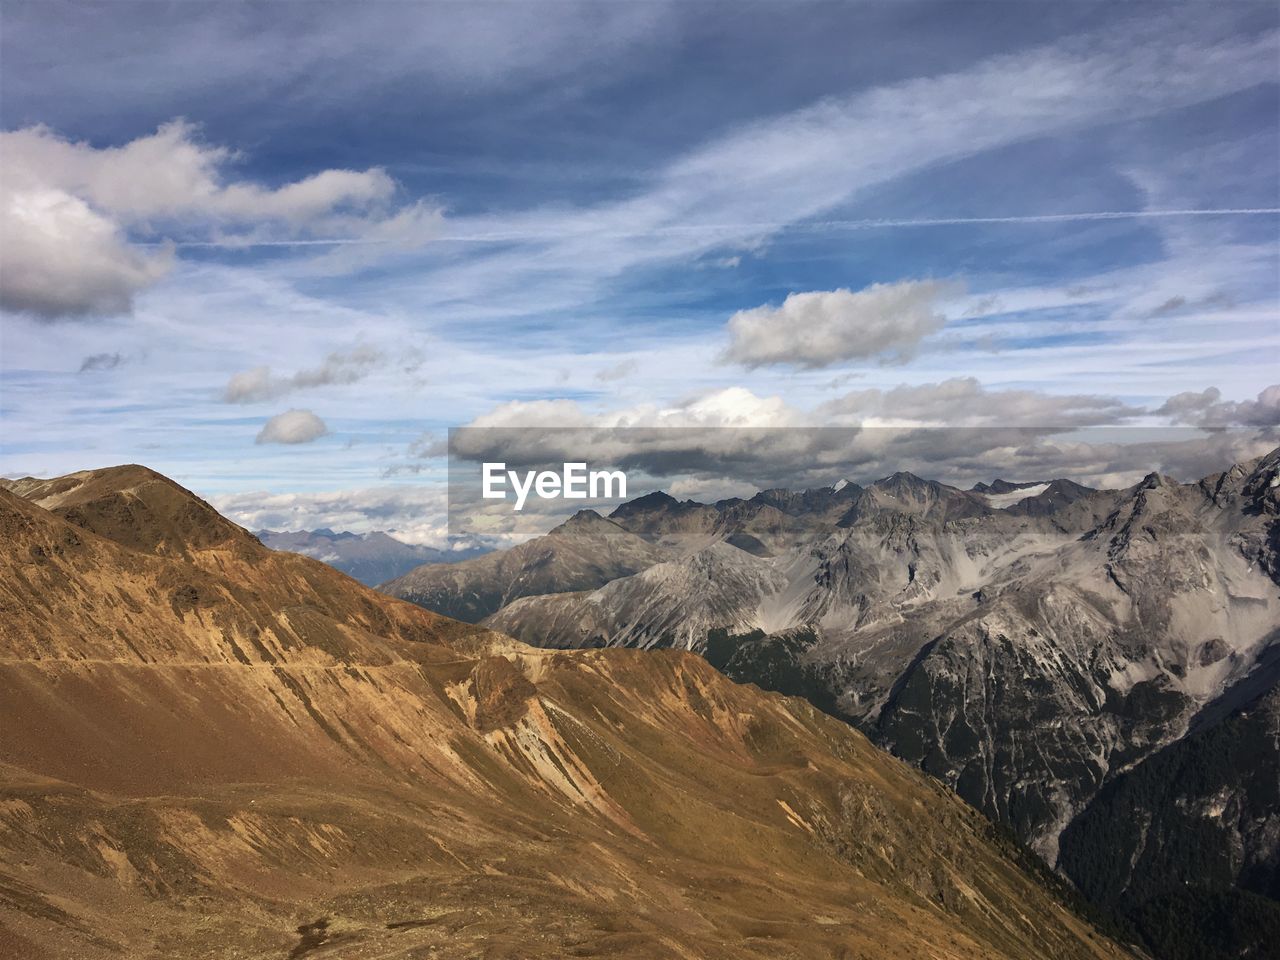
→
(381, 509, 671, 621)
(0, 465, 1130, 959)
(255, 527, 485, 586)
(852, 470, 993, 521)
(397, 448, 1280, 960)
(607, 490, 723, 541)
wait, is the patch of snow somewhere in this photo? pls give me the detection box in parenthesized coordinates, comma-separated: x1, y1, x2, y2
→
(982, 483, 1050, 509)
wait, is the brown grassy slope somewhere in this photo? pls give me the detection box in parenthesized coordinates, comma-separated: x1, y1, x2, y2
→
(0, 468, 1131, 960)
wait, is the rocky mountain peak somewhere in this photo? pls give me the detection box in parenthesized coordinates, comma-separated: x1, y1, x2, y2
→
(1137, 471, 1178, 490)
(4, 463, 256, 558)
(874, 469, 932, 491)
(550, 509, 635, 538)
(610, 490, 678, 515)
(557, 507, 610, 527)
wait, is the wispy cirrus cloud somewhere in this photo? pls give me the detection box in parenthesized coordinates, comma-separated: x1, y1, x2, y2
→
(324, 18, 1279, 358)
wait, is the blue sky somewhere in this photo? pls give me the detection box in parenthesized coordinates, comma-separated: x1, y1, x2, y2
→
(1, 1, 1277, 542)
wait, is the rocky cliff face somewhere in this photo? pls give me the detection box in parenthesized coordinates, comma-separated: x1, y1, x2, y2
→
(874, 453, 1280, 859)
(393, 449, 1280, 957)
(0, 467, 1128, 960)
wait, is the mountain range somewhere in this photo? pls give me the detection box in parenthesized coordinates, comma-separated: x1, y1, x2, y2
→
(0, 465, 1129, 959)
(255, 527, 486, 586)
(384, 447, 1280, 958)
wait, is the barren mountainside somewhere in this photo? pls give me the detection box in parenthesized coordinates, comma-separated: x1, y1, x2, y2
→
(0, 466, 1129, 960)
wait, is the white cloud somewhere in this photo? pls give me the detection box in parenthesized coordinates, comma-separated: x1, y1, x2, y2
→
(722, 280, 957, 368)
(440, 380, 1274, 495)
(2, 121, 394, 223)
(224, 367, 276, 404)
(466, 386, 803, 434)
(211, 485, 451, 547)
(659, 387, 803, 429)
(0, 187, 172, 317)
(225, 346, 384, 403)
(821, 377, 1141, 428)
(0, 121, 441, 319)
(255, 409, 329, 445)
(454, 379, 1139, 454)
(1157, 385, 1280, 428)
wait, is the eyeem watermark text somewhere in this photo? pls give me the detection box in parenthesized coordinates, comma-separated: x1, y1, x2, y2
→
(482, 462, 627, 511)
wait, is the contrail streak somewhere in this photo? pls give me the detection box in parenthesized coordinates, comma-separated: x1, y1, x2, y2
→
(152, 207, 1280, 248)
(799, 208, 1280, 230)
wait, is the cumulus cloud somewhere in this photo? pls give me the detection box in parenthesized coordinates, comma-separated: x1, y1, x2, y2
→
(224, 346, 384, 403)
(1157, 385, 1280, 428)
(0, 188, 173, 318)
(721, 280, 958, 369)
(0, 121, 441, 319)
(2, 121, 394, 223)
(78, 352, 126, 372)
(255, 409, 329, 445)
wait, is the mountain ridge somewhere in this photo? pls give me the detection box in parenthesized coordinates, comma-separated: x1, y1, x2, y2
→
(0, 465, 1131, 959)
(392, 446, 1280, 959)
